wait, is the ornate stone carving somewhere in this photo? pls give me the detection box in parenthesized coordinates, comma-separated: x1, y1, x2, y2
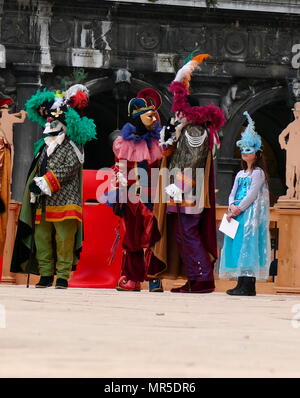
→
(213, 30, 225, 57)
(50, 19, 72, 44)
(224, 31, 246, 56)
(265, 32, 292, 63)
(2, 16, 29, 44)
(138, 27, 159, 50)
(94, 21, 112, 51)
(178, 27, 205, 52)
(248, 32, 263, 60)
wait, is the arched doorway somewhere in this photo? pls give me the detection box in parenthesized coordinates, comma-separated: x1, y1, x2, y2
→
(83, 76, 171, 170)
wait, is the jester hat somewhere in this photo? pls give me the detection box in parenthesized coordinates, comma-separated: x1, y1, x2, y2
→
(128, 88, 162, 119)
(236, 111, 262, 154)
(25, 86, 96, 146)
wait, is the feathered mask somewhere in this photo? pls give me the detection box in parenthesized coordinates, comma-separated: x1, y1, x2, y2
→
(25, 86, 96, 146)
(236, 111, 262, 154)
(168, 52, 226, 149)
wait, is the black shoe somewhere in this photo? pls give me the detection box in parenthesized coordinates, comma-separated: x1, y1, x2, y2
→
(149, 278, 163, 292)
(35, 276, 54, 288)
(55, 278, 68, 289)
(226, 276, 256, 296)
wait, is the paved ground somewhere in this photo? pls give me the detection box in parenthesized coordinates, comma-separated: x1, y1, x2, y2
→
(0, 285, 300, 378)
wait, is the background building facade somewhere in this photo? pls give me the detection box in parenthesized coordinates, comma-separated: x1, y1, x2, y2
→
(2, 0, 300, 203)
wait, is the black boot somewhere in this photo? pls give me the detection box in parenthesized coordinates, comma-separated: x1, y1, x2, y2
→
(226, 277, 244, 295)
(226, 276, 256, 296)
(35, 276, 54, 288)
(242, 277, 256, 296)
(55, 278, 68, 289)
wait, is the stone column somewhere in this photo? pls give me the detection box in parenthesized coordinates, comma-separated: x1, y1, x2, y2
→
(31, 0, 53, 73)
(11, 63, 41, 201)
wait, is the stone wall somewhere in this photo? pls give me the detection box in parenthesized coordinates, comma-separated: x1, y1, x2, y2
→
(0, 0, 299, 202)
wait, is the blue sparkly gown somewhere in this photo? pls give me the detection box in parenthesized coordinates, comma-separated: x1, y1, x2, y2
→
(219, 168, 270, 280)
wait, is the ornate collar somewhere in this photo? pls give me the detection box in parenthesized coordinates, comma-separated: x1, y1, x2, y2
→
(120, 122, 161, 148)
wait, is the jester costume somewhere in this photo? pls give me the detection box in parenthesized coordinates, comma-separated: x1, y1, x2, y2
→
(108, 88, 164, 292)
(219, 112, 270, 296)
(11, 85, 96, 288)
(150, 54, 226, 293)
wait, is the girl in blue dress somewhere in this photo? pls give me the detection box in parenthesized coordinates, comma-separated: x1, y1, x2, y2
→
(219, 111, 270, 296)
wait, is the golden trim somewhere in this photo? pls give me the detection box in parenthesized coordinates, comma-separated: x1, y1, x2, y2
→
(45, 215, 82, 223)
(45, 204, 82, 213)
(131, 106, 154, 115)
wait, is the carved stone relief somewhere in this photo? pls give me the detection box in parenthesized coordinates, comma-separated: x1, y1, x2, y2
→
(178, 27, 206, 52)
(224, 31, 247, 56)
(50, 19, 72, 45)
(2, 16, 29, 44)
(0, 71, 16, 104)
(138, 26, 159, 50)
(265, 32, 292, 64)
(248, 32, 264, 60)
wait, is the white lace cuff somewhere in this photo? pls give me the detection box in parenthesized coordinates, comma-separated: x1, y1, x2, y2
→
(116, 172, 128, 187)
(165, 183, 183, 202)
(33, 176, 52, 196)
(30, 193, 36, 203)
(159, 126, 176, 147)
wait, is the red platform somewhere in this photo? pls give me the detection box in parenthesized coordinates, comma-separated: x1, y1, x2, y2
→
(69, 170, 123, 288)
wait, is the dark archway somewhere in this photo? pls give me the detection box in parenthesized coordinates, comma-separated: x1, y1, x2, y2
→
(83, 76, 171, 170)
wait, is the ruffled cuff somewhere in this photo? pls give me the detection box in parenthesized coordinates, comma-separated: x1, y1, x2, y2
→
(30, 192, 37, 203)
(165, 183, 183, 202)
(159, 126, 176, 147)
(33, 176, 52, 196)
(116, 172, 128, 187)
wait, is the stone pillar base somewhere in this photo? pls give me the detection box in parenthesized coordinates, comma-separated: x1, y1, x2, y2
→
(0, 201, 21, 285)
(274, 200, 300, 294)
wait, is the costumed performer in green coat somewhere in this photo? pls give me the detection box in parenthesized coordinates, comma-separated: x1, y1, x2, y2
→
(11, 85, 96, 289)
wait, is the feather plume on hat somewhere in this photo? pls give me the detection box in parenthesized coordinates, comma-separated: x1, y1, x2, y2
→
(168, 52, 226, 149)
(64, 84, 89, 110)
(174, 53, 211, 95)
